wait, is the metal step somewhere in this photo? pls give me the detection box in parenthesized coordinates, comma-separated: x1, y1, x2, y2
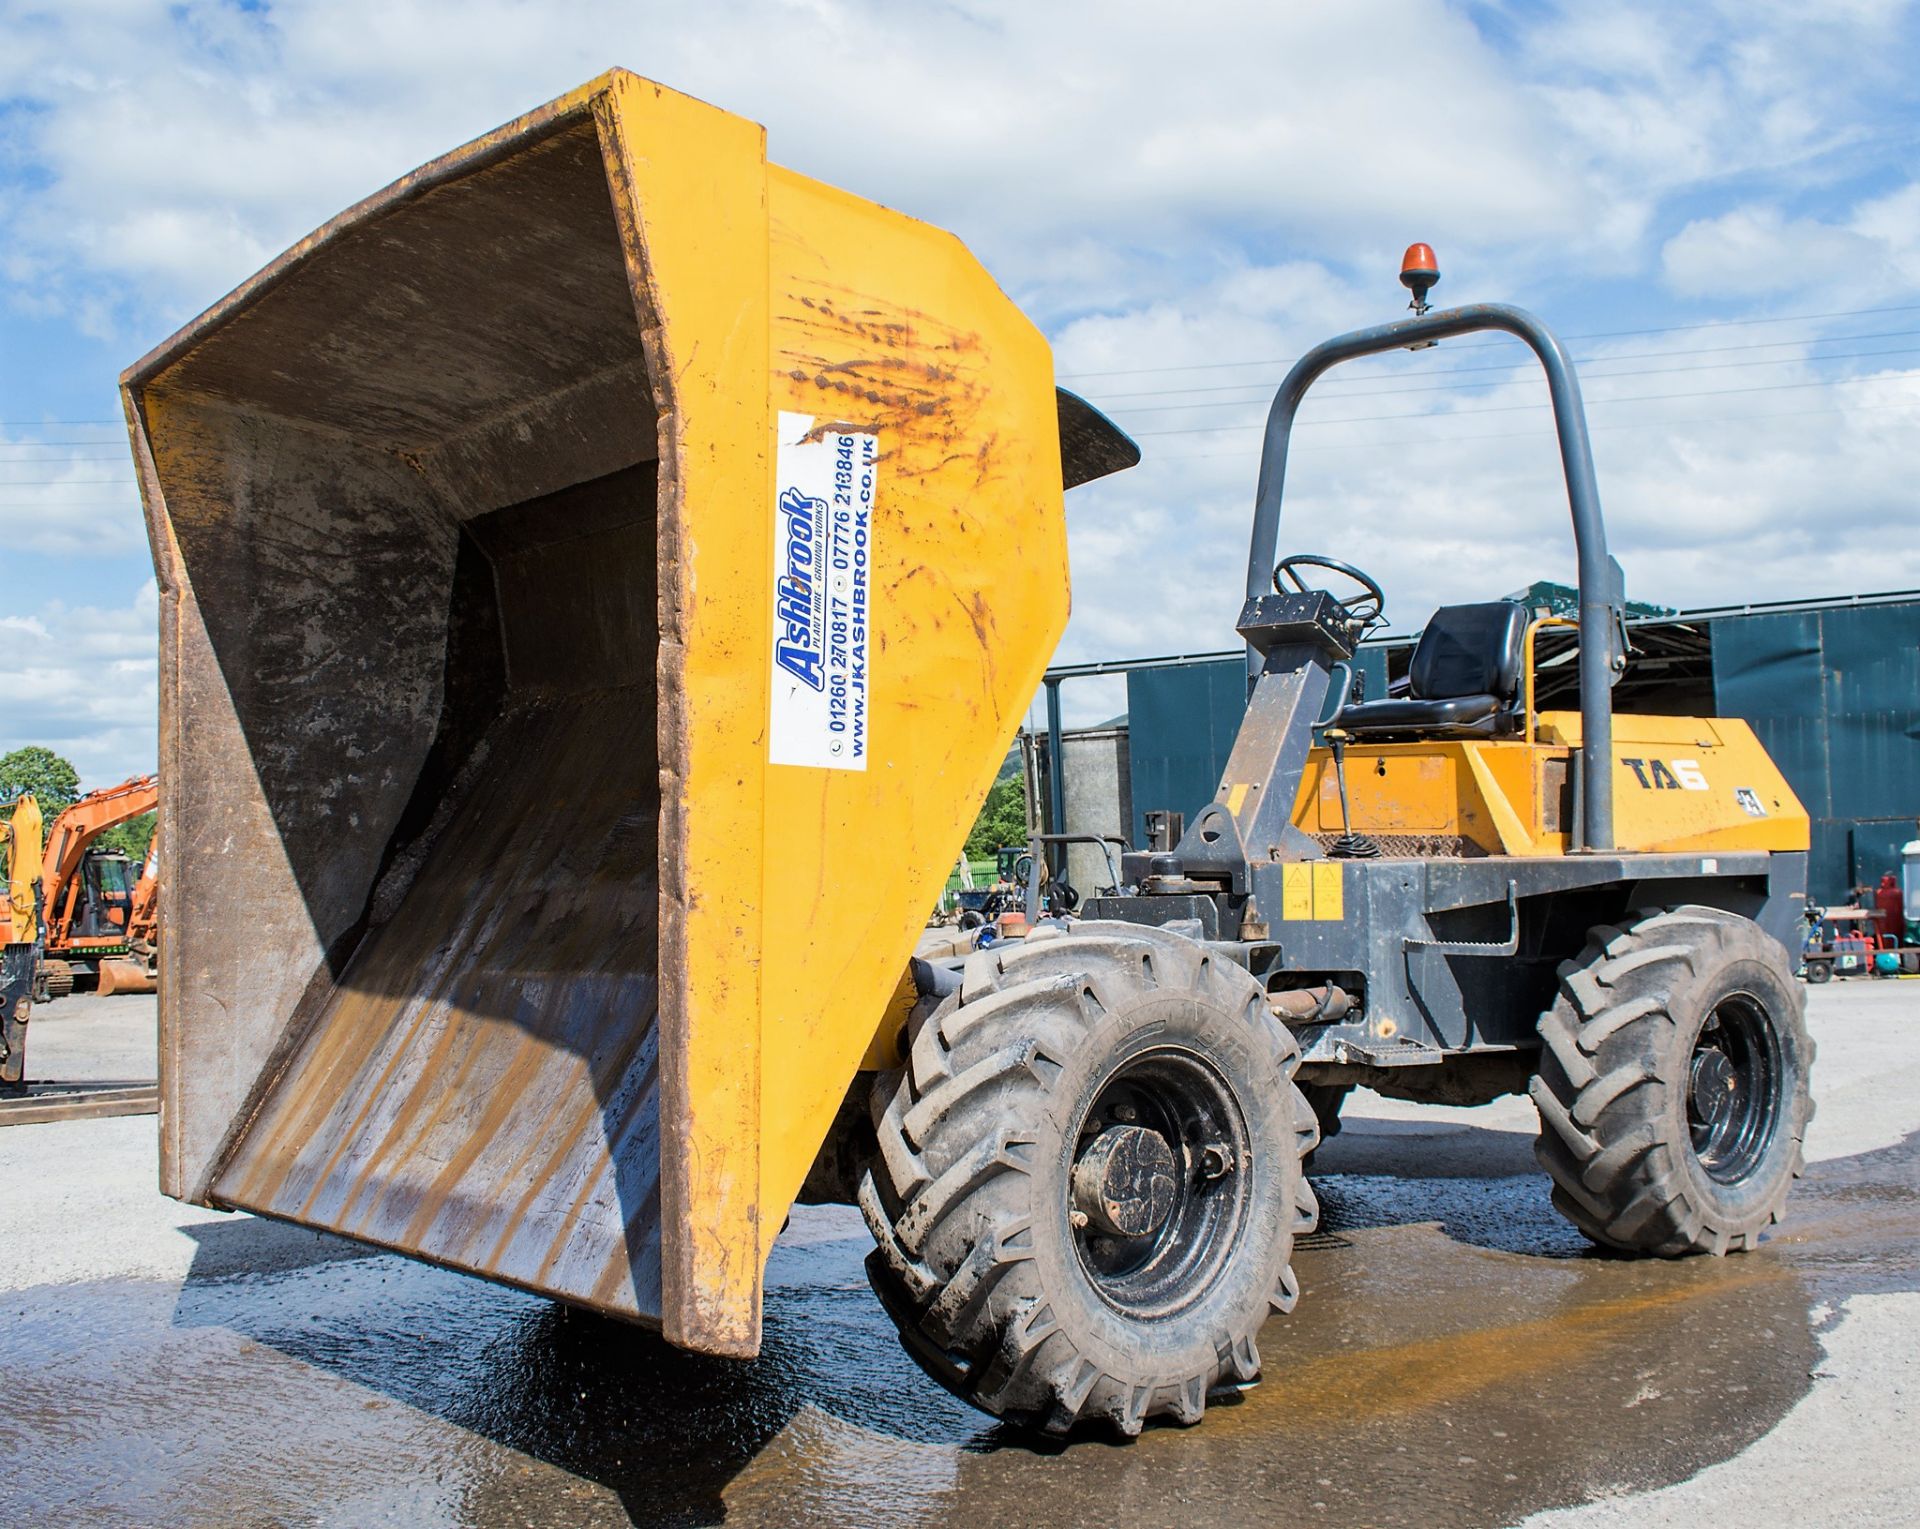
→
(1331, 1039, 1449, 1068)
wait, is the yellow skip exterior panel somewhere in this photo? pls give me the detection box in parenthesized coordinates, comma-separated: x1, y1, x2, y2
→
(607, 81, 1068, 1348)
(598, 76, 1071, 1352)
(755, 165, 1067, 1252)
(122, 67, 1082, 1366)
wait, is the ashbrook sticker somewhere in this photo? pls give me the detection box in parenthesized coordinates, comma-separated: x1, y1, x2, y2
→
(769, 412, 876, 771)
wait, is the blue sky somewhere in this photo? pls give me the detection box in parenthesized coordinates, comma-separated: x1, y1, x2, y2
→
(4, 0, 1920, 781)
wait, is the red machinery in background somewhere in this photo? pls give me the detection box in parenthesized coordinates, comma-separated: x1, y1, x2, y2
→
(1876, 873, 1906, 952)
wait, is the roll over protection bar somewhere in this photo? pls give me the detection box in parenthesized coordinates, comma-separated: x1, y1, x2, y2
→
(1242, 302, 1624, 852)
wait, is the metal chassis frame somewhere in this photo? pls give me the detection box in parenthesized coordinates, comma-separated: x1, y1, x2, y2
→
(1083, 847, 1808, 1063)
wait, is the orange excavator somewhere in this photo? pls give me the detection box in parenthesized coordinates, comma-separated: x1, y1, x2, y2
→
(32, 775, 159, 1000)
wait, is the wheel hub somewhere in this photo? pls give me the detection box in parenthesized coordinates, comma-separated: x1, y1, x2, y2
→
(1690, 1045, 1737, 1125)
(1686, 994, 1782, 1184)
(1071, 1125, 1177, 1238)
(1067, 1046, 1255, 1320)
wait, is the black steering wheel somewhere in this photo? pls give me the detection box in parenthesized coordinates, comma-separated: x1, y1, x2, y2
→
(1273, 553, 1386, 632)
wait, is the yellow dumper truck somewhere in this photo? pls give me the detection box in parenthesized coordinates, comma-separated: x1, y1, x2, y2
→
(126, 71, 1813, 1438)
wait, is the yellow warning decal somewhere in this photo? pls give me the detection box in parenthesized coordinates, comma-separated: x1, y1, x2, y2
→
(1313, 861, 1344, 921)
(1225, 782, 1251, 819)
(1282, 864, 1313, 921)
(1282, 862, 1344, 921)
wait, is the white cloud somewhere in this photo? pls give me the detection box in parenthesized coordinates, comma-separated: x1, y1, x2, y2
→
(3, 0, 1920, 753)
(0, 580, 158, 790)
(9, 0, 1885, 330)
(0, 434, 146, 557)
(1523, 0, 1904, 194)
(1663, 205, 1886, 298)
(1660, 173, 1920, 306)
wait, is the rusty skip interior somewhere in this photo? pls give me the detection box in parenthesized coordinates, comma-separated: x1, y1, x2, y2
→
(130, 112, 683, 1320)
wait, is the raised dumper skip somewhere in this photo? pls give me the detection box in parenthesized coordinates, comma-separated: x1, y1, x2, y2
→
(124, 72, 1814, 1439)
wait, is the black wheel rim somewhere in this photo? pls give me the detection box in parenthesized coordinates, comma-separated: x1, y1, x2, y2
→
(1068, 1046, 1252, 1320)
(1687, 992, 1783, 1184)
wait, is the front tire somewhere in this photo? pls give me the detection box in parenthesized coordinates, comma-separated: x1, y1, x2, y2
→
(1299, 1083, 1351, 1164)
(860, 923, 1318, 1436)
(1531, 905, 1813, 1256)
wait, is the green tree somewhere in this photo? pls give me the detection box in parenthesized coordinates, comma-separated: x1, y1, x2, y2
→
(97, 810, 156, 861)
(964, 775, 1029, 860)
(0, 747, 81, 843)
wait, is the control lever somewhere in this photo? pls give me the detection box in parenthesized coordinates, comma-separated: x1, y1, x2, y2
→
(1323, 728, 1381, 860)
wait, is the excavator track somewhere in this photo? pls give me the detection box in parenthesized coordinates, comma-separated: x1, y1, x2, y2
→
(36, 961, 74, 1002)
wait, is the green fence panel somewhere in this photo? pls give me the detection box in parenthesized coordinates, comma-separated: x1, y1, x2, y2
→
(1710, 601, 1920, 904)
(1821, 604, 1920, 821)
(1125, 659, 1246, 846)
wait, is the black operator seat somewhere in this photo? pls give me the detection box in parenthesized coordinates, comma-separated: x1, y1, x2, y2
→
(1337, 600, 1529, 737)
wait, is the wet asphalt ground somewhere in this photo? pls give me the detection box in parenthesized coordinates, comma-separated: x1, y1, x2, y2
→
(2, 984, 1916, 1527)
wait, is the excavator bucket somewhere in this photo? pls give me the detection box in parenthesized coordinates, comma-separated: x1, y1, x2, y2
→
(96, 958, 156, 997)
(123, 71, 1127, 1354)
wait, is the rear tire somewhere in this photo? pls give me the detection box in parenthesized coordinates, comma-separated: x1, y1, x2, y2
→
(1531, 905, 1813, 1256)
(860, 923, 1318, 1436)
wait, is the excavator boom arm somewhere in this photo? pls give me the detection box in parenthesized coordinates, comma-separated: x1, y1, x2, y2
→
(41, 776, 158, 895)
(39, 775, 158, 948)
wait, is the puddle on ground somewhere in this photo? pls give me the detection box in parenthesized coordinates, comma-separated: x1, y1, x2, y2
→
(1, 1127, 1915, 1528)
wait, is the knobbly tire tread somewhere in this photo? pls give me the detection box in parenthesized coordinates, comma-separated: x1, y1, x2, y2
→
(1298, 1083, 1350, 1169)
(1530, 904, 1813, 1257)
(861, 922, 1318, 1437)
